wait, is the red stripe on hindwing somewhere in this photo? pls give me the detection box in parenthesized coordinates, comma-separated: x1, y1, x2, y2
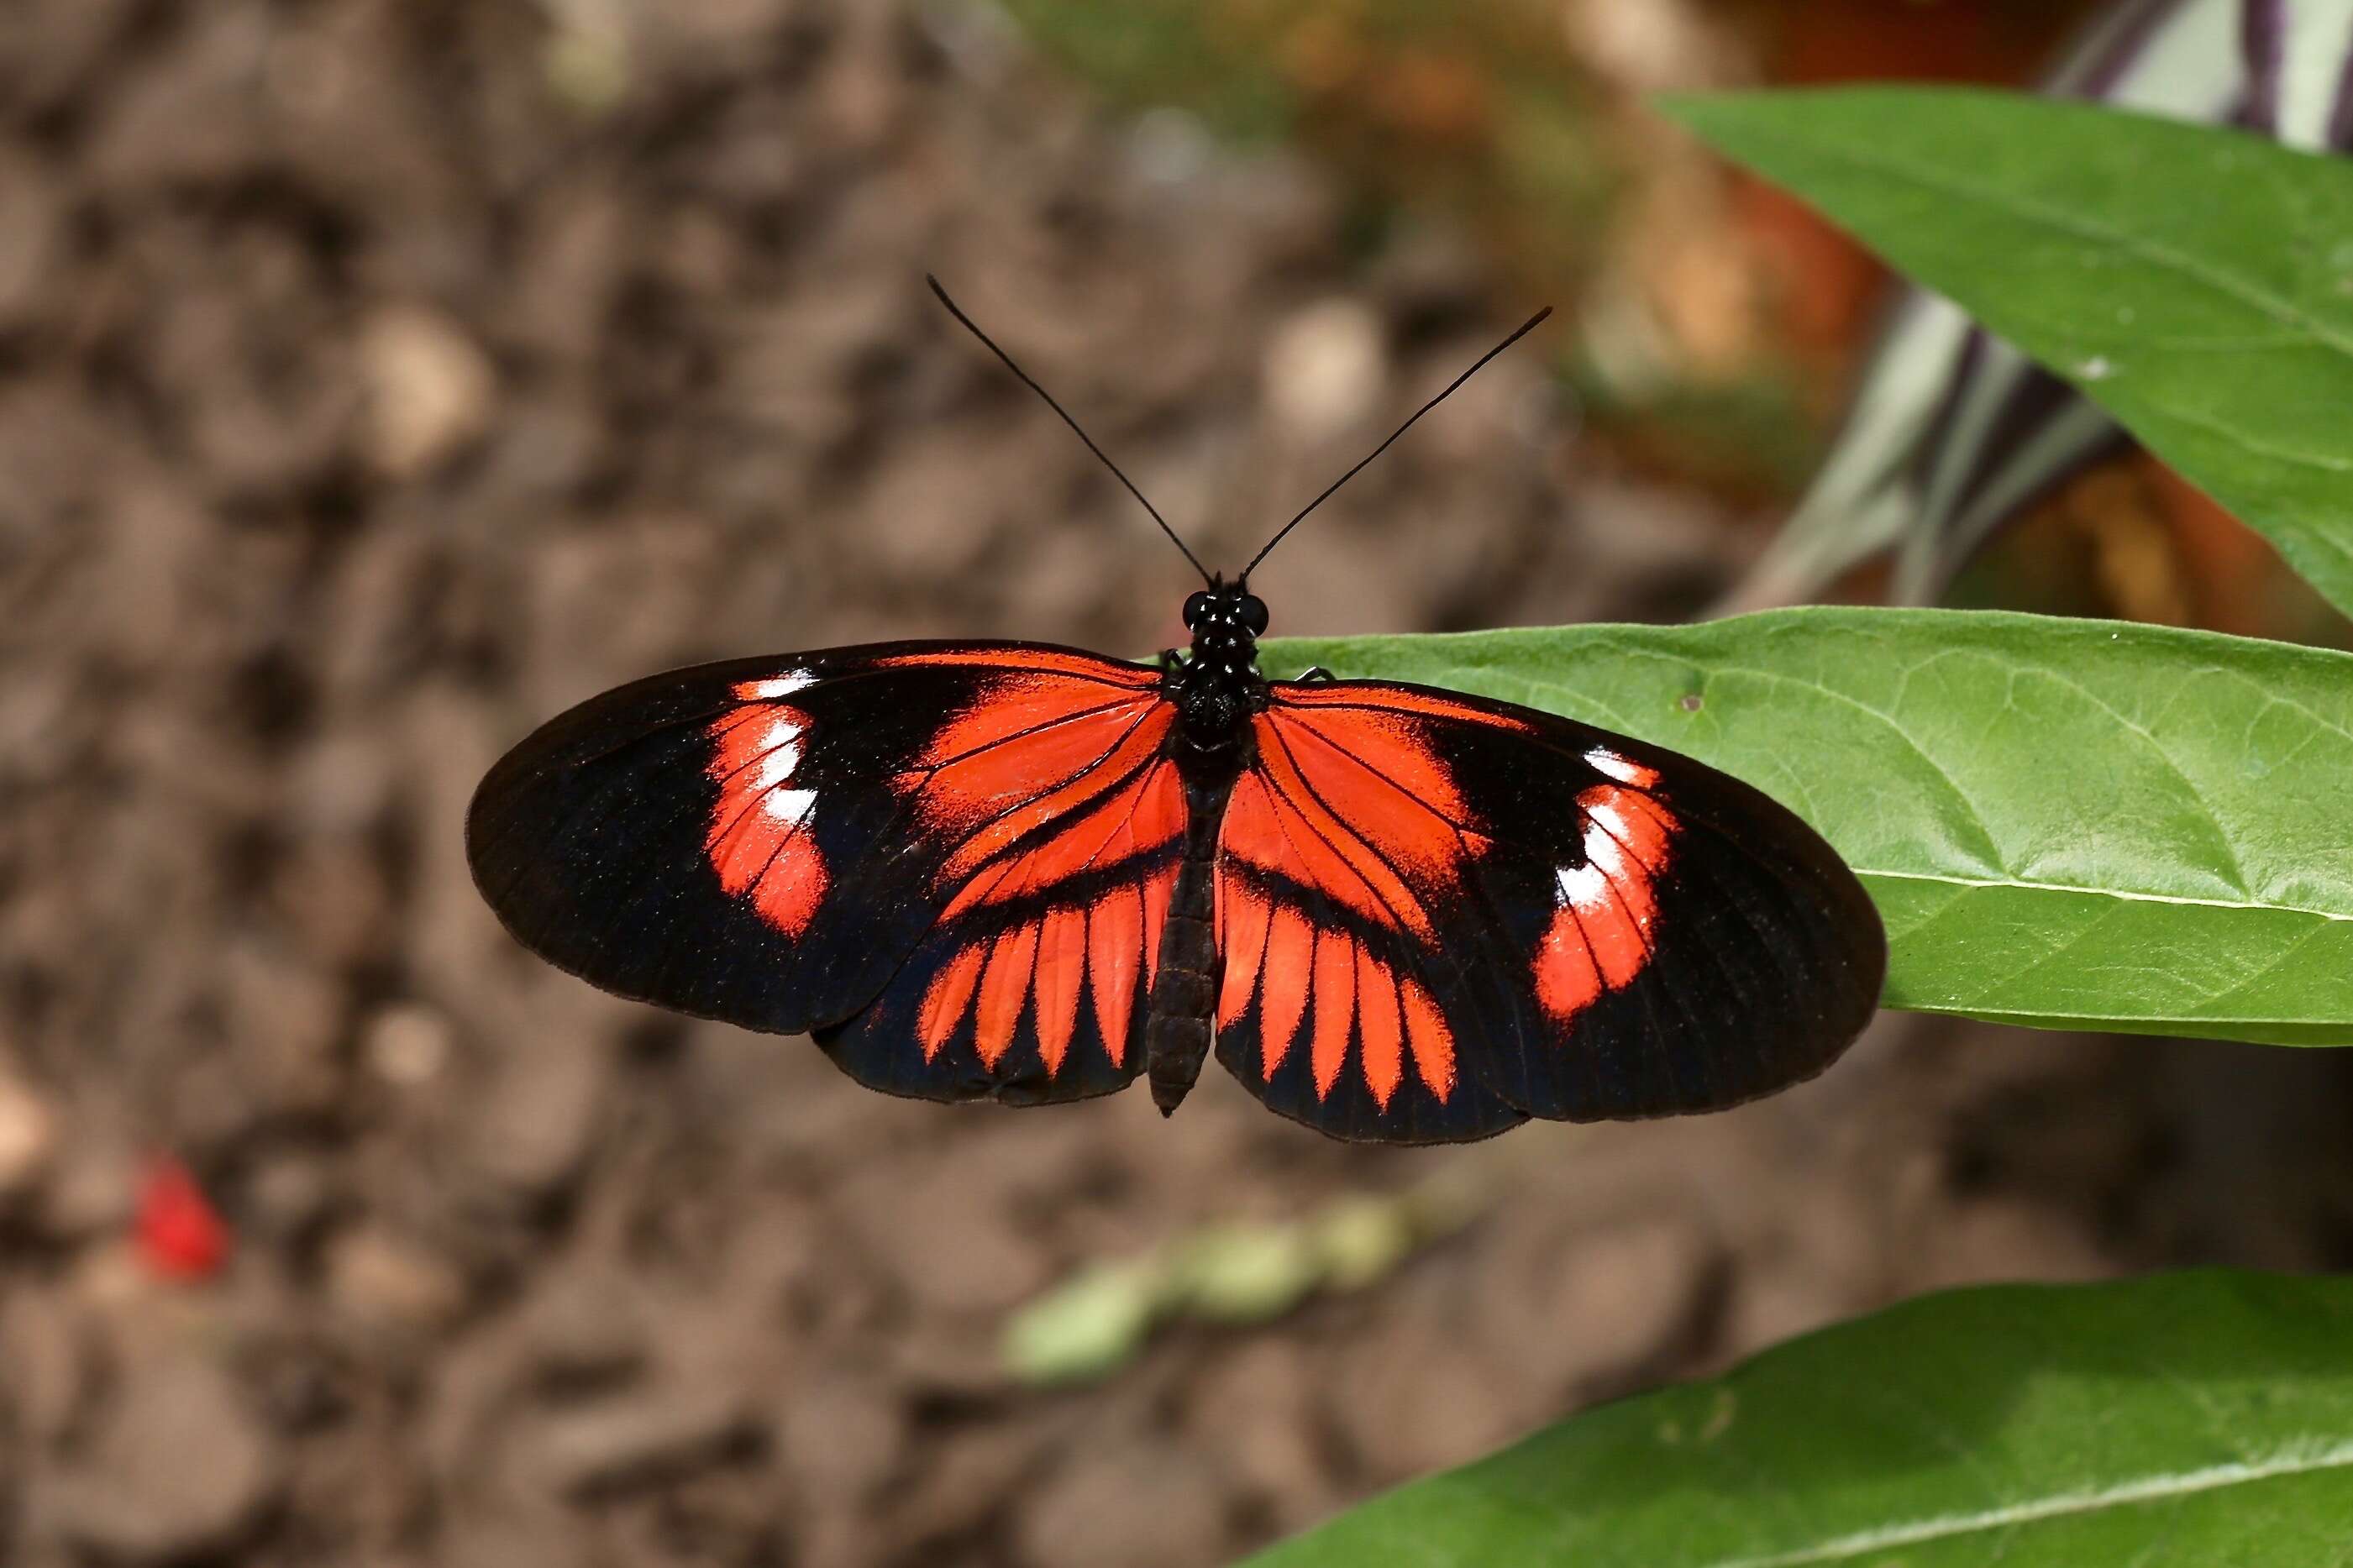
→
(1089, 892, 1142, 1067)
(1400, 978, 1454, 1100)
(1142, 867, 1173, 989)
(1217, 887, 1274, 1028)
(1034, 906, 1086, 1075)
(908, 871, 1177, 1082)
(918, 944, 985, 1060)
(1258, 906, 1314, 1078)
(974, 921, 1040, 1068)
(1355, 945, 1404, 1109)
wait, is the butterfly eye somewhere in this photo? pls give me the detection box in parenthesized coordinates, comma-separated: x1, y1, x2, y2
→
(1183, 591, 1215, 629)
(1238, 595, 1269, 636)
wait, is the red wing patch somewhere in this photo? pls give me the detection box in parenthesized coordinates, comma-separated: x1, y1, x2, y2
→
(1215, 883, 1453, 1111)
(1219, 705, 1481, 941)
(705, 679, 827, 936)
(1210, 699, 1526, 1143)
(1533, 762, 1680, 1020)
(697, 654, 1169, 941)
(864, 647, 1163, 688)
(907, 759, 1182, 1075)
(701, 651, 1172, 941)
(932, 706, 1179, 914)
(816, 658, 1184, 1105)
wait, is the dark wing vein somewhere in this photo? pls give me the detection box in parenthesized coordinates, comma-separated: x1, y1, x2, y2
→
(1260, 715, 1542, 1061)
(856, 698, 1168, 899)
(1247, 721, 1521, 1071)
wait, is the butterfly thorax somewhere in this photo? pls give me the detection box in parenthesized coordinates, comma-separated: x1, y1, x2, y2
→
(1167, 579, 1269, 763)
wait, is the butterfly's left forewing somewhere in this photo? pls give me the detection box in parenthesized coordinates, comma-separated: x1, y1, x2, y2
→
(467, 641, 1176, 1102)
(1211, 679, 1884, 1141)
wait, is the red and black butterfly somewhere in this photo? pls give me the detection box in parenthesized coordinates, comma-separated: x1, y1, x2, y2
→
(467, 281, 1885, 1145)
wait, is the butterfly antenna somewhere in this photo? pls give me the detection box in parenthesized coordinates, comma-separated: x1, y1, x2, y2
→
(1241, 307, 1552, 583)
(927, 275, 1214, 587)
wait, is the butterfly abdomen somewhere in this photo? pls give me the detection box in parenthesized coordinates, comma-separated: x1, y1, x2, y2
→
(1146, 774, 1236, 1114)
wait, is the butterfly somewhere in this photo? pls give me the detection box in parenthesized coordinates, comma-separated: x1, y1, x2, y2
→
(467, 280, 1887, 1145)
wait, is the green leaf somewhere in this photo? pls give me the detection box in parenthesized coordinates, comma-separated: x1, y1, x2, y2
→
(1262, 609, 2353, 1045)
(1662, 87, 2353, 619)
(1243, 1271, 2353, 1567)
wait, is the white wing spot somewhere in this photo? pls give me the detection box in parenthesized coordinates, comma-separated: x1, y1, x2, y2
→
(1554, 810, 1633, 914)
(748, 670, 817, 700)
(750, 715, 814, 825)
(765, 786, 818, 825)
(1584, 747, 1647, 784)
(1554, 861, 1610, 912)
(754, 718, 804, 790)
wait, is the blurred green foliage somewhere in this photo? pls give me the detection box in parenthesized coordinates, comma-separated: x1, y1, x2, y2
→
(1002, 1162, 1489, 1385)
(1003, 0, 1618, 288)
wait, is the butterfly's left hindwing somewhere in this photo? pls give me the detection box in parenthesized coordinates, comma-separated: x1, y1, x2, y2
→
(466, 641, 1174, 1102)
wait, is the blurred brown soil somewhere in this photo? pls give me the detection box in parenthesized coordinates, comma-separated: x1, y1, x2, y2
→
(4, 3, 2353, 1566)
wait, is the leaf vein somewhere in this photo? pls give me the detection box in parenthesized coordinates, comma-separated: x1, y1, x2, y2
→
(1698, 1440, 2353, 1568)
(1858, 868, 2353, 924)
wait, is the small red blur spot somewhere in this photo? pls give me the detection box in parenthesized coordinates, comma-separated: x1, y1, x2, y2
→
(135, 1155, 230, 1282)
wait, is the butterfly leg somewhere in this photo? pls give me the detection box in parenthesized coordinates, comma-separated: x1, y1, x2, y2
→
(1295, 667, 1336, 684)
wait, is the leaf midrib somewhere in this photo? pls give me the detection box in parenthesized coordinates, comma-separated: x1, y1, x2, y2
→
(1697, 1439, 2353, 1568)
(1859, 867, 2353, 925)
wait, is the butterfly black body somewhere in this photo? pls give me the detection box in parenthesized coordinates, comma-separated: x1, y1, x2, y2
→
(1145, 580, 1270, 1114)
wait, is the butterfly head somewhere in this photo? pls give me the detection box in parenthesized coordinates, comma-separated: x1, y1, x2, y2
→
(1181, 579, 1269, 680)
(1170, 579, 1268, 751)
(1182, 580, 1269, 641)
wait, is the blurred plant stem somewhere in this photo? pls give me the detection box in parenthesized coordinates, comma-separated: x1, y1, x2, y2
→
(1001, 1137, 1542, 1386)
